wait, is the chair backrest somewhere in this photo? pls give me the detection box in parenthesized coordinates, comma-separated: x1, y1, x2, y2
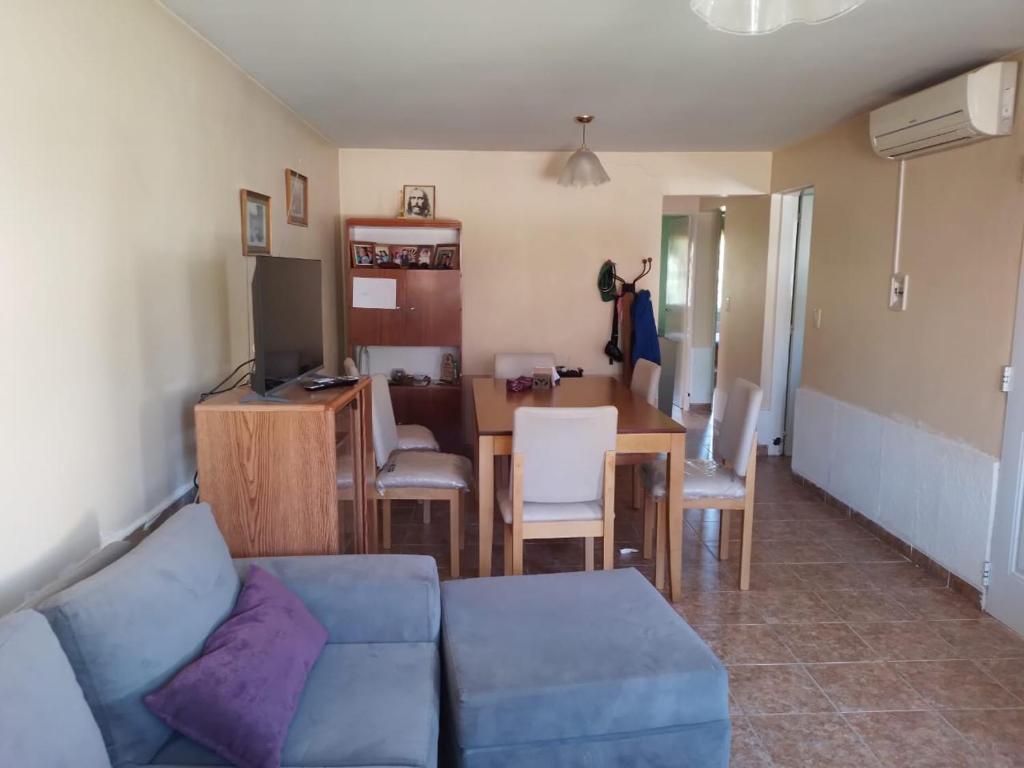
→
(512, 406, 617, 503)
(370, 374, 399, 468)
(494, 352, 556, 379)
(342, 357, 359, 377)
(631, 359, 661, 406)
(717, 378, 762, 476)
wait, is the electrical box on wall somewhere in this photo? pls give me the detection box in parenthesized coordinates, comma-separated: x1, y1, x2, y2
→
(889, 273, 909, 311)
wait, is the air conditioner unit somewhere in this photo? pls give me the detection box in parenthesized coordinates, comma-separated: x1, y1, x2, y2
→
(869, 61, 1018, 160)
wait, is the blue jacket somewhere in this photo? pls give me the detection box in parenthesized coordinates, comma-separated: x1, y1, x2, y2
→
(631, 290, 661, 366)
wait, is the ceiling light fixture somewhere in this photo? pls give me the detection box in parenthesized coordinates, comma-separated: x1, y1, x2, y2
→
(558, 115, 611, 188)
(690, 0, 866, 35)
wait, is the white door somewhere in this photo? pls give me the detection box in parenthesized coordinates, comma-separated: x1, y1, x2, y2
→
(784, 189, 814, 456)
(661, 216, 692, 412)
(988, 246, 1024, 635)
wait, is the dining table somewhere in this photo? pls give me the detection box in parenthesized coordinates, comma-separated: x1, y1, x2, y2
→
(472, 375, 687, 602)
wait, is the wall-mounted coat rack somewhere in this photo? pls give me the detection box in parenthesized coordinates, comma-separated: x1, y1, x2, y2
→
(599, 258, 652, 386)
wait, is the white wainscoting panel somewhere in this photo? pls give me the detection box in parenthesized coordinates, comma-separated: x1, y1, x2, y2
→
(792, 387, 998, 588)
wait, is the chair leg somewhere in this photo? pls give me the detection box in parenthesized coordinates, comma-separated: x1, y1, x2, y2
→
(337, 500, 345, 554)
(632, 465, 643, 509)
(512, 526, 524, 576)
(381, 499, 392, 550)
(422, 499, 431, 525)
(460, 488, 470, 550)
(584, 538, 595, 571)
(503, 525, 513, 576)
(719, 509, 731, 561)
(740, 496, 754, 590)
(602, 530, 614, 571)
(643, 492, 655, 560)
(654, 500, 667, 591)
(449, 493, 460, 579)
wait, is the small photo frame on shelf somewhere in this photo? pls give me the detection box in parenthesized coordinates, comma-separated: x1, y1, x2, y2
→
(351, 241, 375, 266)
(414, 245, 435, 267)
(401, 185, 435, 219)
(390, 245, 418, 267)
(373, 244, 391, 264)
(285, 169, 308, 226)
(434, 244, 459, 269)
(240, 189, 271, 257)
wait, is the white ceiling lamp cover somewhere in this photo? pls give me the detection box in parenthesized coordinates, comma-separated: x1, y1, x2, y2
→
(558, 115, 611, 188)
(691, 0, 866, 35)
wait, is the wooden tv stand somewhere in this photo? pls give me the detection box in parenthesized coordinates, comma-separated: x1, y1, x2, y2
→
(194, 377, 376, 557)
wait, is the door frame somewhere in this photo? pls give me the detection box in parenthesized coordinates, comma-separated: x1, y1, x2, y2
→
(986, 231, 1024, 633)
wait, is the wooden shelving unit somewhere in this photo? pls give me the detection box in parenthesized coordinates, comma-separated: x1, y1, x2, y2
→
(344, 217, 464, 452)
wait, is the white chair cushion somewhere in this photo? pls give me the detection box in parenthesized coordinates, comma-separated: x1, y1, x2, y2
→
(497, 488, 603, 524)
(640, 459, 745, 501)
(395, 424, 440, 452)
(376, 451, 472, 492)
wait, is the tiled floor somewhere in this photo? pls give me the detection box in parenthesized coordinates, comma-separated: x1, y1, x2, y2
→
(381, 411, 1024, 767)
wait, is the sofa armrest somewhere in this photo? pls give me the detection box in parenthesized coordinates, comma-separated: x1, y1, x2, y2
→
(233, 554, 439, 644)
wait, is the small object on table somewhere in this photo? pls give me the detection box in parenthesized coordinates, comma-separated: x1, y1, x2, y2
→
(410, 375, 431, 387)
(506, 376, 533, 393)
(389, 368, 408, 385)
(531, 367, 553, 390)
(556, 366, 584, 378)
(302, 375, 358, 391)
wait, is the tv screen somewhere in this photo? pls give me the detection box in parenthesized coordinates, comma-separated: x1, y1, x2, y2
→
(252, 256, 324, 395)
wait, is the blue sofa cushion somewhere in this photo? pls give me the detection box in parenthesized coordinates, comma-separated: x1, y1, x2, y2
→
(39, 504, 240, 767)
(234, 554, 440, 644)
(0, 610, 112, 768)
(149, 642, 440, 768)
(441, 568, 729, 749)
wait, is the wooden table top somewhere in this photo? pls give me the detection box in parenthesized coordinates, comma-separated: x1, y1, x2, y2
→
(473, 376, 686, 436)
(195, 376, 370, 413)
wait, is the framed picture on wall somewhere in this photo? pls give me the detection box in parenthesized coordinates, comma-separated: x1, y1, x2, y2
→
(414, 245, 435, 267)
(434, 244, 459, 269)
(285, 169, 308, 226)
(351, 241, 375, 266)
(401, 185, 435, 219)
(373, 244, 392, 264)
(240, 189, 271, 256)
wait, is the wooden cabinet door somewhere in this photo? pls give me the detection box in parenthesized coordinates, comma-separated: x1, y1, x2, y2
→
(347, 268, 405, 346)
(403, 270, 461, 346)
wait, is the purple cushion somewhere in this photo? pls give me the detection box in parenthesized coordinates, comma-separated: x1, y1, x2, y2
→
(144, 565, 327, 768)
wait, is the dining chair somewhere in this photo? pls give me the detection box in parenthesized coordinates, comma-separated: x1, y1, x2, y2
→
(643, 378, 762, 590)
(620, 359, 662, 557)
(367, 375, 471, 577)
(493, 352, 556, 379)
(498, 406, 618, 575)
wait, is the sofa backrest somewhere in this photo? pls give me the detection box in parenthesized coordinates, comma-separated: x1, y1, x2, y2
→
(39, 503, 240, 767)
(0, 610, 112, 768)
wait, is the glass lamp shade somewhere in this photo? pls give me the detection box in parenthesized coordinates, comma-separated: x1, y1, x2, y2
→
(558, 147, 611, 188)
(690, 0, 865, 34)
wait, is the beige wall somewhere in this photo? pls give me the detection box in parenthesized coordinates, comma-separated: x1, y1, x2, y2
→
(0, 0, 340, 612)
(772, 54, 1024, 456)
(338, 149, 771, 375)
(717, 196, 772, 391)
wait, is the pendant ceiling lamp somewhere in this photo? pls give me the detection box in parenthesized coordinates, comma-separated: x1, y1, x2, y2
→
(558, 115, 611, 188)
(691, 0, 866, 35)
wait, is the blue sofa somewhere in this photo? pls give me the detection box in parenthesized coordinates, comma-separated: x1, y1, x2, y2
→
(1, 504, 441, 768)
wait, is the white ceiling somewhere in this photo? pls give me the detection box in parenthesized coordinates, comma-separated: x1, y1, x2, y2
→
(162, 0, 1024, 151)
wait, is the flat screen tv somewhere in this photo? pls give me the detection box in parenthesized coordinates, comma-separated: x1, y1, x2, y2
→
(251, 256, 324, 395)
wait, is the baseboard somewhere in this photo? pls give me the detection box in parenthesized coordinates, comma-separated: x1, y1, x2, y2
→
(790, 470, 983, 608)
(100, 480, 195, 546)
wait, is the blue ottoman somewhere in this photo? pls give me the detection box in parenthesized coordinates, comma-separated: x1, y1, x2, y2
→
(440, 568, 729, 768)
